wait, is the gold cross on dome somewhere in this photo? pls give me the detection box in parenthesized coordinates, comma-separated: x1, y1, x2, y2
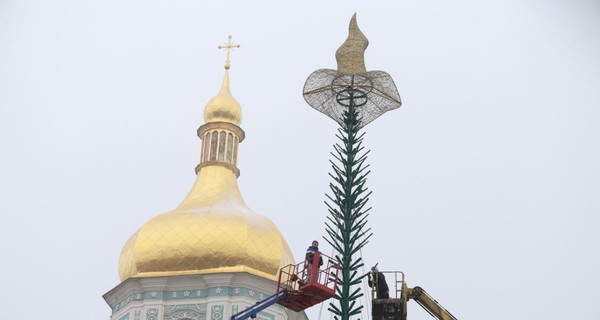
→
(218, 35, 240, 70)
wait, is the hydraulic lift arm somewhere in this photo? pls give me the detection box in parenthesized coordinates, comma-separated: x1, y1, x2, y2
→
(230, 290, 288, 320)
(407, 286, 457, 320)
(371, 271, 457, 320)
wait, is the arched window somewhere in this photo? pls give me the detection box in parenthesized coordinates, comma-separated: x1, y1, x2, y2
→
(226, 133, 233, 163)
(218, 131, 226, 161)
(210, 131, 218, 161)
(203, 132, 210, 162)
(232, 136, 239, 165)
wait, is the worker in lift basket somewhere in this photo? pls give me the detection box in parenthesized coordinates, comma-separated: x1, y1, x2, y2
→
(299, 240, 323, 285)
(368, 266, 390, 299)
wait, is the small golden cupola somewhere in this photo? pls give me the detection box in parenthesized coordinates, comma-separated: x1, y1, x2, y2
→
(118, 36, 295, 282)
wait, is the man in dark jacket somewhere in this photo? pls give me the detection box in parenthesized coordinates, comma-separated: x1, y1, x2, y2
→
(302, 240, 323, 284)
(368, 266, 390, 299)
(306, 240, 324, 266)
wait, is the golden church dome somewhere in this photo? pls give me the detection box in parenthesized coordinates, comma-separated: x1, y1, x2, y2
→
(118, 167, 295, 281)
(203, 70, 242, 125)
(118, 42, 294, 281)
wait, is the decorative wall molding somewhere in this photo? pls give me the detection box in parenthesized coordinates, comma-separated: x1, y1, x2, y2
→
(164, 304, 206, 320)
(146, 308, 158, 320)
(104, 273, 294, 320)
(112, 287, 269, 313)
(211, 305, 224, 320)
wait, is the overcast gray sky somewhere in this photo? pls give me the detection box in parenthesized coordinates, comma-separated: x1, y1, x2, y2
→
(1, 1, 599, 319)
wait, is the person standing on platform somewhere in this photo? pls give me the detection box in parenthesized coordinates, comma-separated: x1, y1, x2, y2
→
(301, 240, 323, 285)
(368, 266, 390, 299)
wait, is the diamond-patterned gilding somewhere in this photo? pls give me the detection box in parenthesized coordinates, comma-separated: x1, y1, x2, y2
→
(118, 151, 294, 282)
(118, 55, 295, 283)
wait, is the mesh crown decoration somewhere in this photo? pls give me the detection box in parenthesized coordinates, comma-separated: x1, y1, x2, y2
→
(302, 14, 402, 129)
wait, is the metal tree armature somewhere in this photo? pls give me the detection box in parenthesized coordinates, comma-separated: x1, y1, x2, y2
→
(324, 87, 373, 320)
(302, 14, 402, 320)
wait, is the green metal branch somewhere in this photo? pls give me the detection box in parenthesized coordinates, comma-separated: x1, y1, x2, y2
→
(325, 88, 374, 320)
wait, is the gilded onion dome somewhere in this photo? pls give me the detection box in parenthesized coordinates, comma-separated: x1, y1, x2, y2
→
(203, 70, 242, 126)
(118, 38, 294, 281)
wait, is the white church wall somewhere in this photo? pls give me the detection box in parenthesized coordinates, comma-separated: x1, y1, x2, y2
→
(104, 273, 309, 320)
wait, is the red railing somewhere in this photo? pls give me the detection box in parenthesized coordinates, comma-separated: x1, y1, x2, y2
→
(276, 252, 340, 311)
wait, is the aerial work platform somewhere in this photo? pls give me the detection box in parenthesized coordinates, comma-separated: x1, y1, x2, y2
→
(370, 271, 457, 320)
(277, 251, 339, 311)
(230, 251, 339, 320)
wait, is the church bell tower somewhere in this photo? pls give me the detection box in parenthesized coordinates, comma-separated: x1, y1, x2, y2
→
(103, 36, 306, 320)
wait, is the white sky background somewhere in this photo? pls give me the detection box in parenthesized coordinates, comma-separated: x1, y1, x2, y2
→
(1, 0, 599, 319)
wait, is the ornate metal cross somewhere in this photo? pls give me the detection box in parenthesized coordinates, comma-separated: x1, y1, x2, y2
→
(218, 35, 240, 70)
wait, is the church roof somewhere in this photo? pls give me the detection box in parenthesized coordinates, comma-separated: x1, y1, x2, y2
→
(118, 38, 294, 281)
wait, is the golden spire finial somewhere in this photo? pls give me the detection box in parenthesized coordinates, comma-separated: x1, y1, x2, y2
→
(204, 35, 242, 126)
(335, 13, 369, 74)
(218, 35, 240, 70)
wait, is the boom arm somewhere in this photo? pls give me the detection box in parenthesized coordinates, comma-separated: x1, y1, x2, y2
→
(408, 286, 457, 320)
(230, 290, 288, 320)
(369, 271, 457, 320)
